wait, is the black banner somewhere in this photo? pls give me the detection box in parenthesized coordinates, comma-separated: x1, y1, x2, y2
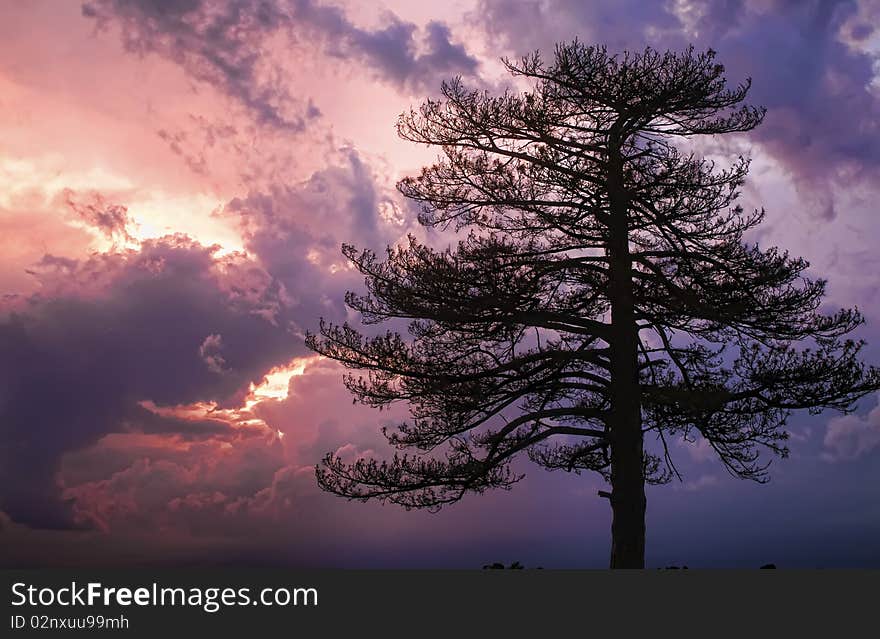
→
(2, 569, 877, 636)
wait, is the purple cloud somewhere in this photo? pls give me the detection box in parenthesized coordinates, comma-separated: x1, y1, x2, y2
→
(290, 0, 480, 92)
(824, 394, 880, 460)
(81, 0, 480, 131)
(0, 236, 301, 528)
(477, 0, 880, 218)
(82, 0, 314, 131)
(0, 143, 411, 531)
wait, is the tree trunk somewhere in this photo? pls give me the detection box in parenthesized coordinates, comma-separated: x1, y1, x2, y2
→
(606, 145, 646, 569)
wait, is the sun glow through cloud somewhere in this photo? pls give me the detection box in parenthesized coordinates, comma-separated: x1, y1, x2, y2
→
(245, 357, 315, 409)
(137, 357, 318, 436)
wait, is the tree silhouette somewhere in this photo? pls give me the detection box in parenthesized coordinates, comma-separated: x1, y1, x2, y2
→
(306, 42, 880, 568)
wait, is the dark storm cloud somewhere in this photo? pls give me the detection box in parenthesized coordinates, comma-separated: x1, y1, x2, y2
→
(81, 0, 480, 124)
(477, 0, 880, 218)
(0, 236, 301, 529)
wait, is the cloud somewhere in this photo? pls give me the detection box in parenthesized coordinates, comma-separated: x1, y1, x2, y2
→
(289, 1, 480, 93)
(227, 147, 401, 254)
(476, 0, 880, 219)
(199, 333, 226, 373)
(81, 0, 314, 131)
(81, 0, 480, 131)
(477, 0, 681, 53)
(0, 138, 415, 532)
(824, 395, 880, 460)
(678, 434, 716, 463)
(63, 189, 135, 244)
(0, 83, 427, 529)
(682, 474, 719, 492)
(61, 430, 289, 533)
(52, 354, 398, 538)
(220, 146, 416, 329)
(0, 235, 302, 528)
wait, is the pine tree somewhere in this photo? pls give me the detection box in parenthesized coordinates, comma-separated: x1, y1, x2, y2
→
(306, 42, 880, 568)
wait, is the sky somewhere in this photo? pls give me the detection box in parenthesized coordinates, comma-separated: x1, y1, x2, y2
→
(1, 0, 880, 568)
